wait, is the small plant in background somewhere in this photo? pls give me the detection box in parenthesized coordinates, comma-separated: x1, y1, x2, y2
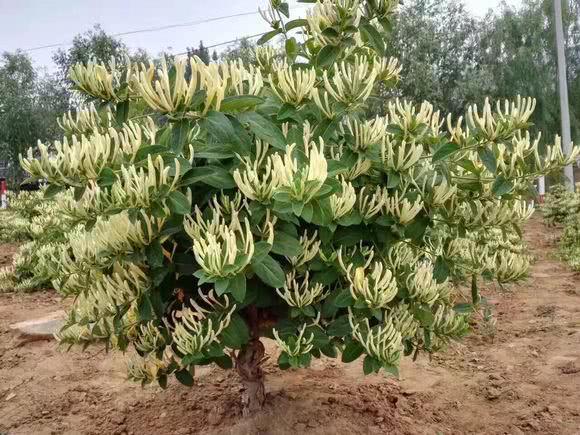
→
(542, 183, 580, 271)
(18, 0, 579, 415)
(0, 190, 73, 291)
(542, 184, 580, 225)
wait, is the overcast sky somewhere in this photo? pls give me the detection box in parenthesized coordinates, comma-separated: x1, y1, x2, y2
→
(1, 0, 521, 70)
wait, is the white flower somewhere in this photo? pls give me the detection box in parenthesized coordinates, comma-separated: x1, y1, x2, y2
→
(184, 211, 254, 279)
(233, 141, 280, 202)
(270, 67, 316, 105)
(270, 139, 328, 203)
(345, 261, 398, 309)
(288, 231, 321, 267)
(385, 192, 423, 225)
(172, 295, 235, 356)
(276, 271, 327, 308)
(358, 186, 389, 220)
(273, 324, 314, 357)
(349, 313, 402, 366)
(341, 116, 387, 152)
(381, 137, 423, 171)
(406, 262, 447, 306)
(329, 178, 357, 219)
(323, 55, 377, 106)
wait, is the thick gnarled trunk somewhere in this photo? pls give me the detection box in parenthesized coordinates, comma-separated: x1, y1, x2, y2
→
(235, 338, 266, 416)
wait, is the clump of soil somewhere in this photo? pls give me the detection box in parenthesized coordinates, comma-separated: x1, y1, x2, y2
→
(1, 217, 579, 434)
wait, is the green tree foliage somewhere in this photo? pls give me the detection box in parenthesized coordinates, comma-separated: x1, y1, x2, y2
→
(0, 52, 68, 184)
(220, 37, 257, 64)
(382, 0, 580, 145)
(53, 24, 129, 86)
(380, 0, 482, 116)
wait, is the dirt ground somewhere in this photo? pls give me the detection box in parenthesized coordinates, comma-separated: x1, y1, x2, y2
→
(0, 218, 579, 435)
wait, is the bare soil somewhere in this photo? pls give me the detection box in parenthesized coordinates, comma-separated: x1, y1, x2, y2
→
(0, 218, 579, 435)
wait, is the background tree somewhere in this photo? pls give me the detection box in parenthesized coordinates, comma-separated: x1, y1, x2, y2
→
(53, 24, 129, 87)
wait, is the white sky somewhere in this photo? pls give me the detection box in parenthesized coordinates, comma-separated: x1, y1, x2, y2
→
(0, 0, 521, 70)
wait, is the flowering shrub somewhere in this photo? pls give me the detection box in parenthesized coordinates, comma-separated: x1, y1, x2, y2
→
(0, 191, 43, 243)
(19, 0, 579, 413)
(542, 183, 580, 270)
(0, 190, 72, 291)
(542, 184, 580, 225)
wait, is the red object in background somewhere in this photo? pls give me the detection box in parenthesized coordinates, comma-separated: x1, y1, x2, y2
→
(0, 179, 6, 195)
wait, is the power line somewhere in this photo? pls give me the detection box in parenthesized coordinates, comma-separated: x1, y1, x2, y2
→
(175, 32, 266, 56)
(23, 11, 261, 52)
(22, 5, 307, 53)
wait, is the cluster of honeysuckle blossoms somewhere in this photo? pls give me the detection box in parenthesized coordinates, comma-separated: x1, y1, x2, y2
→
(17, 0, 580, 391)
(542, 183, 580, 271)
(0, 190, 73, 292)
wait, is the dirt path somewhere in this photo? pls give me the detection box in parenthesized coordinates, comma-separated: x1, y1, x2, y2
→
(0, 218, 579, 435)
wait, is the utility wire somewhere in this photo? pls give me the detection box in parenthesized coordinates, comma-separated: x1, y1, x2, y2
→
(175, 32, 266, 56)
(23, 5, 307, 53)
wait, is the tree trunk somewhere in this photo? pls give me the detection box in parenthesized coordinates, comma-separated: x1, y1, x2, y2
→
(235, 338, 266, 416)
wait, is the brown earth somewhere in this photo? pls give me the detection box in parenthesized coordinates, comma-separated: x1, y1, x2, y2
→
(0, 218, 579, 435)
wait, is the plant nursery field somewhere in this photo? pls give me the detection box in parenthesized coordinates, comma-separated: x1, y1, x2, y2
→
(0, 217, 579, 435)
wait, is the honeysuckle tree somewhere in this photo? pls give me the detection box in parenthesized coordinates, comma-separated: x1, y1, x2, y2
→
(19, 0, 579, 415)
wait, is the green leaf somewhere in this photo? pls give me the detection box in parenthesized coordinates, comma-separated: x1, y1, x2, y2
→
(194, 143, 235, 159)
(188, 89, 207, 109)
(316, 45, 341, 67)
(167, 191, 191, 215)
(220, 314, 250, 349)
(252, 255, 285, 288)
(215, 278, 230, 295)
(363, 355, 378, 375)
(135, 145, 167, 162)
(478, 146, 497, 174)
(327, 315, 352, 337)
(360, 23, 385, 55)
(44, 184, 64, 199)
(237, 112, 287, 150)
(175, 369, 194, 386)
(252, 241, 272, 264)
(404, 215, 430, 239)
(213, 355, 233, 369)
(146, 240, 164, 268)
(271, 231, 302, 257)
(115, 100, 129, 125)
(411, 305, 435, 327)
(277, 103, 299, 122)
(433, 257, 450, 283)
(98, 167, 117, 187)
(204, 111, 236, 143)
(181, 166, 236, 189)
(285, 18, 308, 31)
(285, 37, 299, 61)
(383, 365, 399, 378)
(137, 294, 155, 321)
(491, 175, 514, 196)
(386, 171, 400, 188)
(342, 340, 364, 363)
(333, 288, 354, 307)
(73, 185, 86, 201)
(257, 29, 282, 45)
(453, 303, 474, 314)
(171, 119, 192, 154)
(279, 1, 290, 17)
(229, 274, 247, 303)
(432, 142, 460, 162)
(333, 225, 369, 247)
(220, 95, 264, 112)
